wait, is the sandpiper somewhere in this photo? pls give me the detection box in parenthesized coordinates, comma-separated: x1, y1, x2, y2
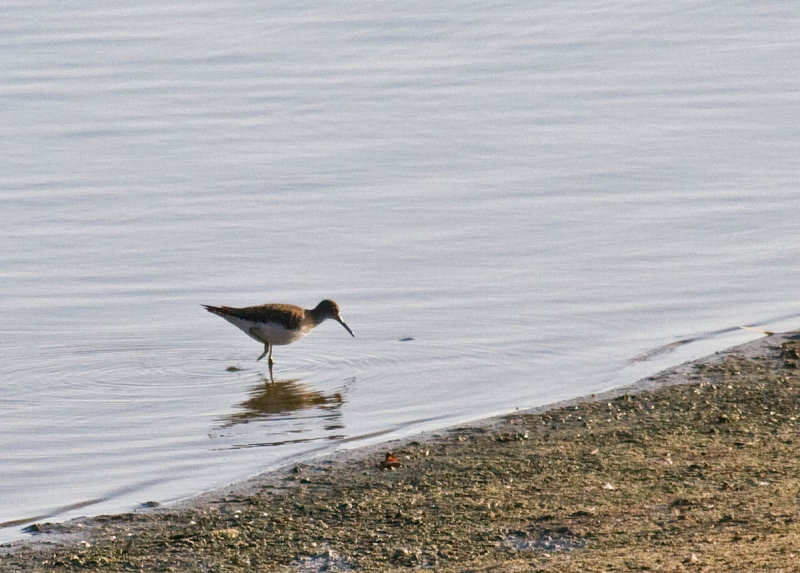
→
(203, 300, 354, 368)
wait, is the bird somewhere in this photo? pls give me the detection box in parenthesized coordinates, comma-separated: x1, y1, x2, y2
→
(203, 300, 354, 371)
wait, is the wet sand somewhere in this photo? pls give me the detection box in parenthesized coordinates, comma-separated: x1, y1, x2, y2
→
(4, 331, 800, 572)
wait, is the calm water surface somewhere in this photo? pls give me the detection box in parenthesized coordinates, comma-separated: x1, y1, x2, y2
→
(3, 2, 800, 540)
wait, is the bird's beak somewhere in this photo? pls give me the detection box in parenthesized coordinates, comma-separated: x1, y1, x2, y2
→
(337, 316, 355, 337)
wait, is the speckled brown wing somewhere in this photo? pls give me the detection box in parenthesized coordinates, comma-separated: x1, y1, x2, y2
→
(213, 304, 306, 330)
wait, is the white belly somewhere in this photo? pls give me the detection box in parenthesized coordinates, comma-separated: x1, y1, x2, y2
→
(247, 322, 308, 346)
(218, 314, 310, 346)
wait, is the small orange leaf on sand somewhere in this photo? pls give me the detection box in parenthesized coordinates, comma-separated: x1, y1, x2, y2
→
(381, 452, 401, 470)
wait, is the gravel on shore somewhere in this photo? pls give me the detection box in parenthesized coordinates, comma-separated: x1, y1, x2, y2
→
(4, 332, 800, 572)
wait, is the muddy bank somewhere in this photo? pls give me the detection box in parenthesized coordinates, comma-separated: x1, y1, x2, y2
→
(4, 332, 800, 572)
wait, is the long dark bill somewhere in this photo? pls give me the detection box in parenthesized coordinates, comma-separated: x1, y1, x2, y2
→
(338, 318, 355, 337)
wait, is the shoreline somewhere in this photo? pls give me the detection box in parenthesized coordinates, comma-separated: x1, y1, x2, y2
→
(3, 330, 800, 571)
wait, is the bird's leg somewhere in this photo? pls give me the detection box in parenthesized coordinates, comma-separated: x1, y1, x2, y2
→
(263, 344, 275, 383)
(250, 328, 270, 362)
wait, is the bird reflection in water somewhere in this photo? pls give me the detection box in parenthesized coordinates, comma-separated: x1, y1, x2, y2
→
(219, 376, 344, 430)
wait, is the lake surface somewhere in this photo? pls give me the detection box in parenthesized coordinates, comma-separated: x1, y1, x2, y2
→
(2, 1, 800, 541)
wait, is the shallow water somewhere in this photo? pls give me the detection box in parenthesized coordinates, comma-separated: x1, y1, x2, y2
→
(2, 1, 800, 541)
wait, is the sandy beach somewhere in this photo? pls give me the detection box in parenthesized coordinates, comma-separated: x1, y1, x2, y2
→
(3, 331, 800, 572)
